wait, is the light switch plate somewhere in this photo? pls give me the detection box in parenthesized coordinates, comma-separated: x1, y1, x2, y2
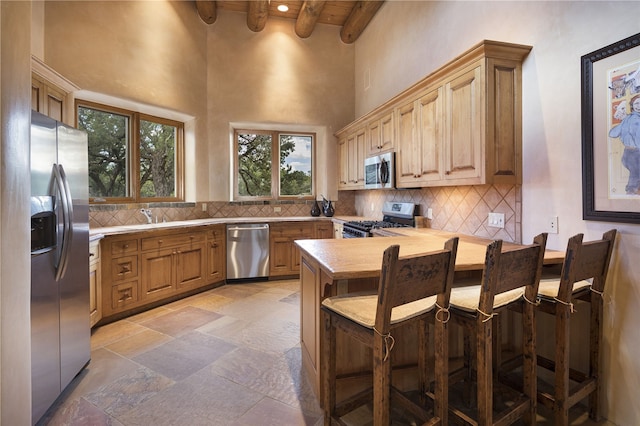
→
(488, 212, 505, 228)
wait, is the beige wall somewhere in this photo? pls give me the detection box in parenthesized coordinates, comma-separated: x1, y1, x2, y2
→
(43, 0, 209, 201)
(206, 10, 353, 201)
(355, 2, 640, 423)
(1, 1, 34, 424)
(42, 2, 354, 203)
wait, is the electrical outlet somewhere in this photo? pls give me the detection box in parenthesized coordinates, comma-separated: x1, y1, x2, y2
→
(488, 212, 505, 228)
(548, 216, 559, 234)
(201, 203, 207, 212)
(426, 208, 433, 220)
(274, 206, 281, 212)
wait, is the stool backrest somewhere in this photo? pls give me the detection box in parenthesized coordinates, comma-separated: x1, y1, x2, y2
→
(375, 237, 459, 333)
(478, 233, 548, 315)
(556, 229, 617, 302)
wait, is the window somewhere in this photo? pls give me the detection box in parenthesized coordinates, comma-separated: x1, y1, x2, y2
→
(77, 101, 184, 203)
(234, 130, 314, 200)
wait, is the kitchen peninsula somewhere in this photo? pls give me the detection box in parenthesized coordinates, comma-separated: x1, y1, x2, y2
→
(295, 229, 565, 398)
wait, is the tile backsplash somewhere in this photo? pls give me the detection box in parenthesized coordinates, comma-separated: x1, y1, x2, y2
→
(89, 193, 357, 228)
(354, 184, 521, 243)
(89, 186, 519, 244)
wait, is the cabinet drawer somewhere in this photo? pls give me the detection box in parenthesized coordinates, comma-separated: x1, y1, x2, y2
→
(111, 281, 139, 310)
(111, 255, 138, 282)
(206, 226, 225, 240)
(110, 239, 138, 256)
(270, 223, 314, 238)
(89, 239, 101, 263)
(141, 232, 205, 251)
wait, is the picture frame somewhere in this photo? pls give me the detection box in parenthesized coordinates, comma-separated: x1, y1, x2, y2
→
(581, 32, 640, 223)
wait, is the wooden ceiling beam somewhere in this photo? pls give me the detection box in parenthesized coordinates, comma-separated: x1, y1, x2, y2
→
(340, 0, 384, 44)
(195, 0, 217, 25)
(247, 0, 269, 32)
(295, 0, 327, 39)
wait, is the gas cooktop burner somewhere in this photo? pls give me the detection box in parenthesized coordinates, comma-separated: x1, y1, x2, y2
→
(342, 202, 419, 238)
(345, 220, 408, 232)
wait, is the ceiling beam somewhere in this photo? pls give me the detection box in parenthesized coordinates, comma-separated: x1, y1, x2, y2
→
(295, 0, 327, 39)
(340, 0, 384, 44)
(195, 0, 217, 25)
(247, 0, 269, 32)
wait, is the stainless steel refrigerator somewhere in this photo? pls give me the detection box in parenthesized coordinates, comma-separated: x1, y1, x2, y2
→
(30, 111, 90, 424)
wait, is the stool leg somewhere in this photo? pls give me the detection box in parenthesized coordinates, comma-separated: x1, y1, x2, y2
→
(322, 311, 336, 426)
(435, 316, 449, 425)
(522, 302, 536, 425)
(554, 303, 570, 426)
(373, 332, 391, 426)
(477, 317, 493, 425)
(589, 292, 603, 421)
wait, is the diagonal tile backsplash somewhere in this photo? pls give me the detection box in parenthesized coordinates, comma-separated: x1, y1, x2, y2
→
(354, 184, 521, 243)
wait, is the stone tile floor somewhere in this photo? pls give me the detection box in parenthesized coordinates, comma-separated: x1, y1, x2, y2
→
(38, 279, 614, 426)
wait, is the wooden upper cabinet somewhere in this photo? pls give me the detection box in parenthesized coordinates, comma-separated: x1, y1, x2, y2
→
(338, 127, 366, 190)
(338, 137, 349, 189)
(336, 40, 531, 190)
(442, 63, 484, 184)
(396, 87, 444, 187)
(367, 112, 394, 155)
(31, 56, 79, 126)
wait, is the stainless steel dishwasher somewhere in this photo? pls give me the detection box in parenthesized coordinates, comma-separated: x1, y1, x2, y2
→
(226, 223, 270, 281)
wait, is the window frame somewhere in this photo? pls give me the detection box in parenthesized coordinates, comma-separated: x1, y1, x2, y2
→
(76, 99, 185, 204)
(233, 129, 316, 201)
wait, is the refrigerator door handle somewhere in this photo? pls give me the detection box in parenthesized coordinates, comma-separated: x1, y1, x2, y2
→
(51, 164, 73, 281)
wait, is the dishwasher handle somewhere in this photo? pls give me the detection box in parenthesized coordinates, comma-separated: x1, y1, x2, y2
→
(227, 224, 269, 232)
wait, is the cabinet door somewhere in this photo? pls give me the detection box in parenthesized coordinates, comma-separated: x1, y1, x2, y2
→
(315, 222, 334, 239)
(444, 64, 484, 183)
(355, 128, 366, 185)
(270, 236, 292, 276)
(417, 87, 444, 182)
(141, 248, 176, 300)
(207, 228, 226, 283)
(175, 242, 206, 289)
(380, 112, 394, 152)
(338, 137, 349, 189)
(367, 119, 381, 155)
(396, 100, 418, 186)
(89, 260, 101, 327)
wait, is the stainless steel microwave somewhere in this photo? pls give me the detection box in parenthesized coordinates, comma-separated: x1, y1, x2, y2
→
(364, 152, 395, 189)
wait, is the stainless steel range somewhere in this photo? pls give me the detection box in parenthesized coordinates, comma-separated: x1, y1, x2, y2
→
(343, 202, 418, 238)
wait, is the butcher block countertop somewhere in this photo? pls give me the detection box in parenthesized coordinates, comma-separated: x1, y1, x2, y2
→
(295, 229, 565, 280)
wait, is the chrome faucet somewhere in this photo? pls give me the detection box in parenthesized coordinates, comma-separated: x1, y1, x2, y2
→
(140, 208, 152, 224)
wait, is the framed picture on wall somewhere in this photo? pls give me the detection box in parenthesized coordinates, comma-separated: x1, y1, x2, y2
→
(582, 32, 640, 223)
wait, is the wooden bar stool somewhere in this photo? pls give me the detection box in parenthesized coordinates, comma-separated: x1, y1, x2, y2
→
(535, 230, 616, 425)
(321, 238, 459, 426)
(447, 233, 547, 426)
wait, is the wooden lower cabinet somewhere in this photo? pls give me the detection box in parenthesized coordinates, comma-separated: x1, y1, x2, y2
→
(100, 225, 223, 323)
(89, 239, 102, 327)
(206, 225, 226, 283)
(269, 221, 333, 277)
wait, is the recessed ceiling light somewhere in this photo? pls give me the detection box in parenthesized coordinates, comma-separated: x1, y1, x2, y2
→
(277, 4, 289, 12)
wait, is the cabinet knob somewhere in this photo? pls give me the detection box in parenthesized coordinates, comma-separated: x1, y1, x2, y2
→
(211, 243, 218, 248)
(445, 171, 450, 175)
(120, 266, 130, 273)
(190, 235, 194, 239)
(158, 240, 163, 245)
(123, 244, 129, 249)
